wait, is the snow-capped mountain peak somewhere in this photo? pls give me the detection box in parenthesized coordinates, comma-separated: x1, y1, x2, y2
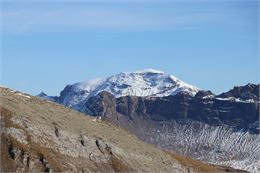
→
(91, 69, 198, 98)
(55, 69, 199, 108)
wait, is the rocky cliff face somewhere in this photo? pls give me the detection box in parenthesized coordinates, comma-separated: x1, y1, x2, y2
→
(1, 87, 230, 173)
(80, 84, 260, 172)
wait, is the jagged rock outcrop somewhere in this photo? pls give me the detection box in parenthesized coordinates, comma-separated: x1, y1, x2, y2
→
(1, 87, 228, 173)
(218, 83, 259, 101)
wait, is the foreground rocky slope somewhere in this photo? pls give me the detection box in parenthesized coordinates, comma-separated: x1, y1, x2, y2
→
(1, 87, 228, 173)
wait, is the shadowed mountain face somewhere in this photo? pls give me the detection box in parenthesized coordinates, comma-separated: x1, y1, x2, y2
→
(79, 84, 260, 172)
(83, 84, 259, 131)
(1, 87, 233, 173)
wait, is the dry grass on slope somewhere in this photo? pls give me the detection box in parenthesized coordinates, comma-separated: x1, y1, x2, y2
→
(167, 151, 225, 173)
(0, 87, 243, 173)
(0, 87, 185, 172)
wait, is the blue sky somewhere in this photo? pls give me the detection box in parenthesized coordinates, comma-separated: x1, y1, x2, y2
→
(1, 0, 259, 95)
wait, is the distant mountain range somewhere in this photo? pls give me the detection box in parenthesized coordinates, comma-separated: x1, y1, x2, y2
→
(38, 69, 260, 173)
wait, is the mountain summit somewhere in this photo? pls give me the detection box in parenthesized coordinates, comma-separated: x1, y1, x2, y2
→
(56, 69, 199, 108)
